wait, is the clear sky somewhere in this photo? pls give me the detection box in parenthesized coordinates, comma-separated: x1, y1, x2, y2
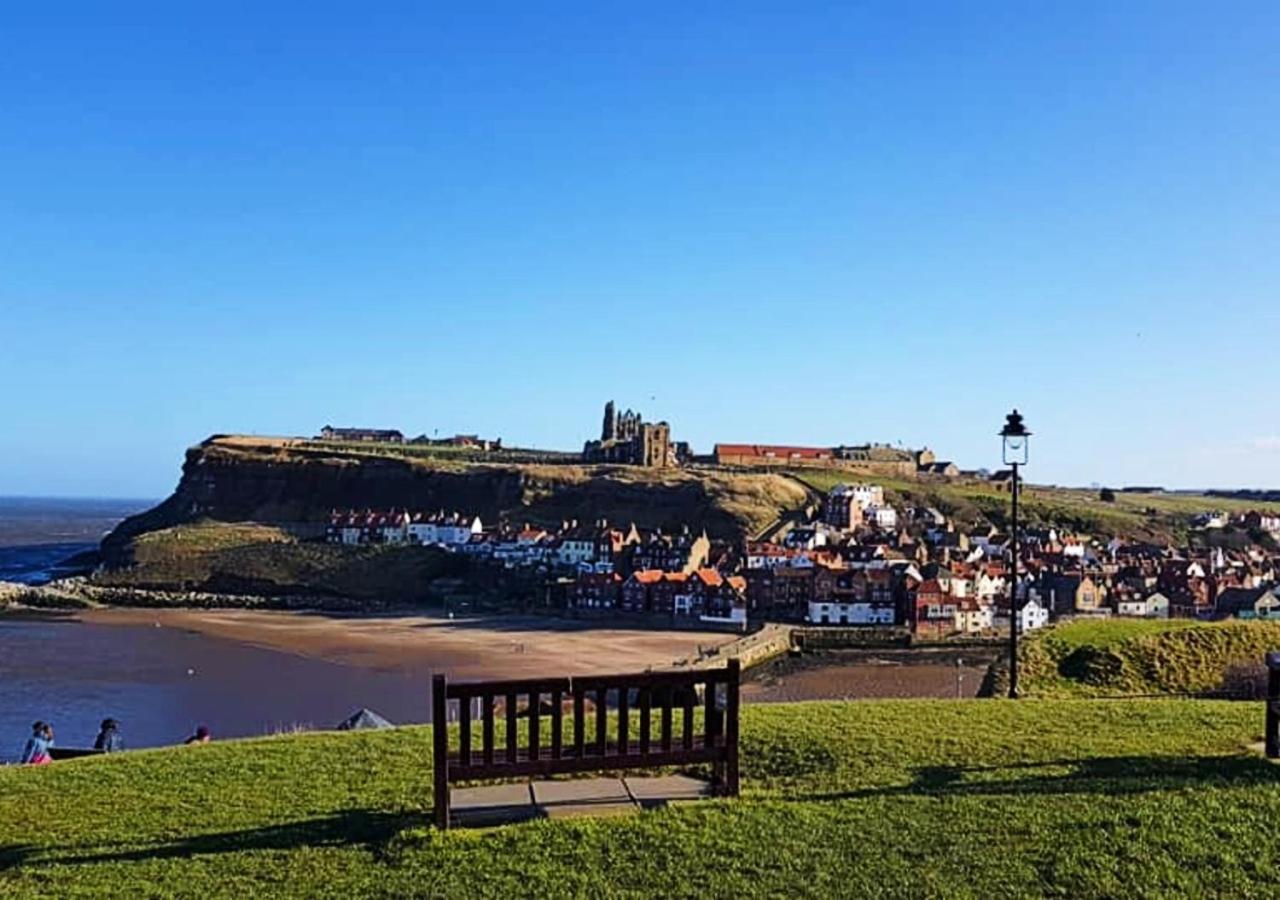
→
(2, 2, 1277, 498)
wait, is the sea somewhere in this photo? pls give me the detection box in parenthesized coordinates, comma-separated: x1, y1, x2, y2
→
(0, 496, 151, 584)
(0, 496, 443, 762)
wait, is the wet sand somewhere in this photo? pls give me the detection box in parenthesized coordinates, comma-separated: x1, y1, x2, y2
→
(78, 608, 735, 678)
(743, 650, 997, 703)
(1, 609, 736, 761)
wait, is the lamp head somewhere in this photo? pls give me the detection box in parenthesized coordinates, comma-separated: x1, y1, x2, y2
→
(1000, 409, 1030, 465)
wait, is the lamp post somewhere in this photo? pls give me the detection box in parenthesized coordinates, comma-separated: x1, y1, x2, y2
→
(1000, 409, 1030, 699)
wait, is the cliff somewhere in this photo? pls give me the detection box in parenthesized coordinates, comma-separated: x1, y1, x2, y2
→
(102, 435, 813, 565)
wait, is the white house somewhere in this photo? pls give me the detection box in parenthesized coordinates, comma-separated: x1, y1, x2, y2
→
(745, 543, 791, 570)
(953, 601, 994, 634)
(406, 517, 437, 544)
(377, 511, 410, 544)
(1115, 591, 1170, 619)
(864, 505, 898, 530)
(806, 600, 896, 626)
(701, 599, 748, 629)
(784, 528, 827, 550)
(830, 483, 884, 510)
(975, 571, 1007, 602)
(437, 514, 483, 546)
(555, 535, 596, 567)
(1019, 597, 1050, 631)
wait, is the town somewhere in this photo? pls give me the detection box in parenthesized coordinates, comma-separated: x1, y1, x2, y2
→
(325, 483, 1280, 635)
(311, 401, 1280, 635)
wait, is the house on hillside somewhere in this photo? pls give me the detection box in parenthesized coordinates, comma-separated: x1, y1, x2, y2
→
(713, 444, 835, 467)
(1215, 586, 1280, 620)
(910, 579, 957, 637)
(1114, 591, 1171, 619)
(317, 425, 404, 444)
(1039, 573, 1106, 616)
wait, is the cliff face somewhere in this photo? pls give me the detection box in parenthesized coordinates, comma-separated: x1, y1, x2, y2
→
(102, 436, 812, 562)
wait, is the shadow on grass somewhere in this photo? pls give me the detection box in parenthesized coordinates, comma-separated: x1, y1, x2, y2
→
(806, 754, 1280, 803)
(2, 810, 420, 871)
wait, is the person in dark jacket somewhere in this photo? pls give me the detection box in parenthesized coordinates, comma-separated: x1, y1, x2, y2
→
(184, 725, 211, 745)
(93, 718, 123, 753)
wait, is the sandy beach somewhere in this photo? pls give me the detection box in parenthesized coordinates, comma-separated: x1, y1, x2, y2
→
(76, 607, 738, 679)
(742, 649, 999, 703)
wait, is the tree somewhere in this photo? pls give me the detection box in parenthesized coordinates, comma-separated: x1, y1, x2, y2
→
(1099, 488, 1116, 503)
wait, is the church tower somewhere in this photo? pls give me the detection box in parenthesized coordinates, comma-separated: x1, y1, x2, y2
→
(602, 400, 617, 441)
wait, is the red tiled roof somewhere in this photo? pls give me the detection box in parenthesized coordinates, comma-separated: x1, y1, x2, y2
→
(715, 444, 834, 460)
(693, 568, 724, 587)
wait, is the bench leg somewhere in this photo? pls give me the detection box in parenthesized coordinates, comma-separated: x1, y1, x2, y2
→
(433, 674, 450, 829)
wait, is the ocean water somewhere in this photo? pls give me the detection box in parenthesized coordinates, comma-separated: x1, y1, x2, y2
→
(0, 496, 152, 584)
(0, 613, 434, 763)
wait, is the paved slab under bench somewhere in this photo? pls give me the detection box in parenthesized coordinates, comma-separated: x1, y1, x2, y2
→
(450, 775, 715, 827)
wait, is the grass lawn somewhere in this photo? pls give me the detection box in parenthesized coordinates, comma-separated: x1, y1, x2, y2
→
(1020, 618, 1280, 698)
(788, 468, 1280, 544)
(1035, 617, 1202, 651)
(3, 699, 1279, 897)
(93, 521, 463, 602)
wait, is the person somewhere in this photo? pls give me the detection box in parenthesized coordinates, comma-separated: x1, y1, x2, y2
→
(93, 718, 123, 753)
(20, 721, 54, 765)
(184, 725, 211, 745)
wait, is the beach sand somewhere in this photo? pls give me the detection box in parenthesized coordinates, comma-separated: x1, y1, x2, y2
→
(77, 607, 737, 680)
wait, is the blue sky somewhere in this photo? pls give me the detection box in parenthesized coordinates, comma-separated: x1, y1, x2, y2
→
(2, 2, 1277, 497)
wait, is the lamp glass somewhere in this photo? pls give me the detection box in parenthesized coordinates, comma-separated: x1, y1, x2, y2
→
(1002, 434, 1028, 466)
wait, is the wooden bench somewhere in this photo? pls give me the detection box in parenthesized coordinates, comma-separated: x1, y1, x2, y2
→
(431, 660, 740, 829)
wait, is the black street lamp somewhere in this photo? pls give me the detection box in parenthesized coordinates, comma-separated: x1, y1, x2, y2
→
(1000, 409, 1030, 699)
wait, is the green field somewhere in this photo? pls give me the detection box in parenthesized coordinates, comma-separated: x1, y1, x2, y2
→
(789, 468, 1280, 543)
(1019, 618, 1280, 698)
(3, 699, 1279, 897)
(93, 521, 464, 602)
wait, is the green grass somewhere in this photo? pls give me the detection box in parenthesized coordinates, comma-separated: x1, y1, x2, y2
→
(1036, 617, 1201, 651)
(1020, 618, 1280, 697)
(3, 699, 1279, 897)
(93, 521, 463, 602)
(789, 468, 1280, 542)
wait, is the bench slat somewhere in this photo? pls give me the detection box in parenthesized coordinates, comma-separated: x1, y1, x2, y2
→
(639, 686, 651, 757)
(661, 687, 673, 753)
(448, 744, 724, 781)
(573, 686, 585, 759)
(552, 689, 563, 760)
(459, 696, 471, 767)
(618, 686, 630, 757)
(505, 692, 518, 764)
(595, 687, 608, 757)
(683, 690, 695, 751)
(447, 676, 571, 699)
(483, 693, 495, 767)
(529, 689, 540, 762)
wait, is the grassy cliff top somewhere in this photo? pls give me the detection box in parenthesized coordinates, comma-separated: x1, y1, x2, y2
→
(790, 467, 1280, 543)
(179, 435, 815, 539)
(93, 521, 463, 601)
(1019, 617, 1280, 697)
(1, 698, 1277, 896)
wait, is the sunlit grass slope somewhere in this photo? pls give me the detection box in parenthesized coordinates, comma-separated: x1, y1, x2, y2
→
(2, 700, 1278, 897)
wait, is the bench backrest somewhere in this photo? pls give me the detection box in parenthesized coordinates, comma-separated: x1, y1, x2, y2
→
(432, 660, 739, 828)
